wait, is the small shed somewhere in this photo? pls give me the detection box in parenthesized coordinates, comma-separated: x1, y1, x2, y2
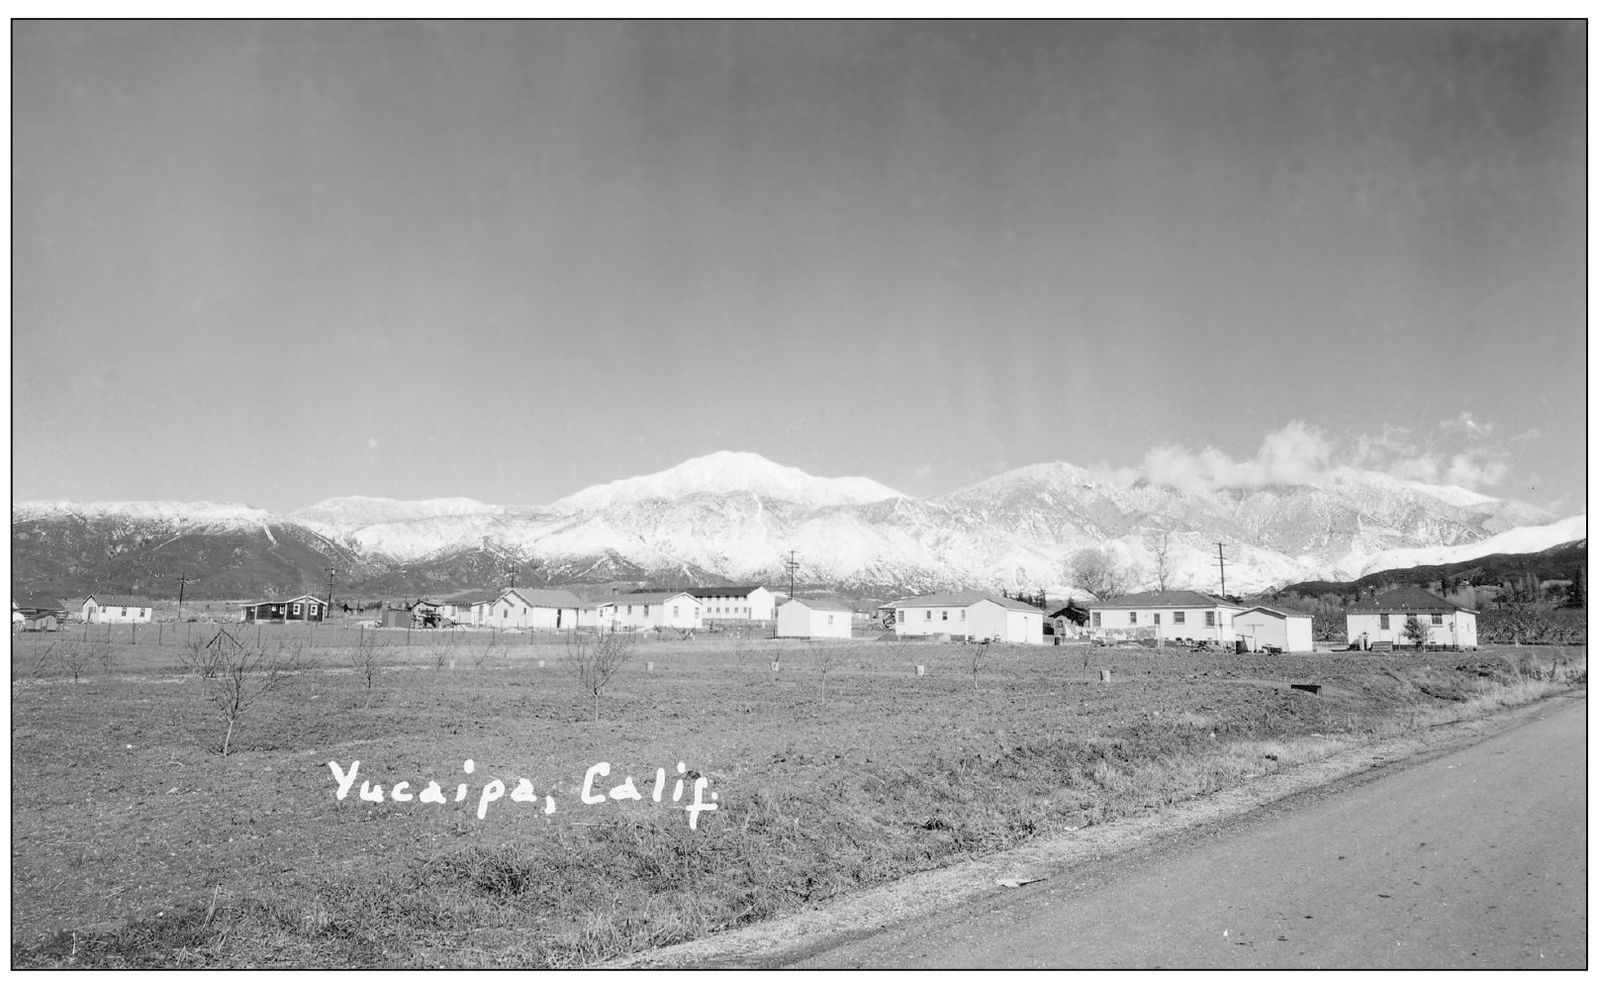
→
(775, 598, 854, 639)
(1233, 606, 1314, 652)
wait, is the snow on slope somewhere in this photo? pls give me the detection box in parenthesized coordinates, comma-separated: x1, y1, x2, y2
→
(12, 500, 275, 528)
(288, 496, 501, 539)
(1356, 514, 1587, 576)
(552, 451, 903, 511)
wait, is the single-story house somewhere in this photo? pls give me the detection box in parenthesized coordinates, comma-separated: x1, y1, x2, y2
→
(83, 595, 155, 624)
(596, 591, 702, 632)
(686, 585, 777, 621)
(1232, 606, 1315, 653)
(775, 597, 854, 639)
(1085, 590, 1244, 645)
(473, 588, 585, 631)
(891, 592, 1045, 644)
(1346, 586, 1477, 650)
(242, 594, 327, 623)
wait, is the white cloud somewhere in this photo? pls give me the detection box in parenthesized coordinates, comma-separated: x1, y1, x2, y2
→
(1131, 419, 1516, 494)
(1141, 421, 1334, 494)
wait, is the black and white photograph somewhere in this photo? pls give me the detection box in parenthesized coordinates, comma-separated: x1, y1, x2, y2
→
(10, 18, 1587, 968)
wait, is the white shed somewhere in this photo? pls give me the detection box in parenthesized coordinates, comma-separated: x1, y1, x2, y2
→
(775, 598, 853, 639)
(968, 597, 1045, 645)
(1233, 606, 1315, 652)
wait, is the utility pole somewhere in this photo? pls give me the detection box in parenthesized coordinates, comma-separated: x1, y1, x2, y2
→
(1214, 542, 1228, 598)
(176, 573, 190, 622)
(783, 550, 799, 601)
(324, 566, 336, 620)
(505, 565, 519, 591)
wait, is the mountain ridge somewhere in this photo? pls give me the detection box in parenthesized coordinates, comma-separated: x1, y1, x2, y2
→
(11, 451, 1582, 601)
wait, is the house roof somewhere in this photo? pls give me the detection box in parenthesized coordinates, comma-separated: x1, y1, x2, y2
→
(1347, 586, 1472, 614)
(15, 597, 65, 613)
(85, 594, 155, 607)
(451, 590, 502, 606)
(684, 585, 768, 598)
(601, 591, 696, 606)
(1087, 590, 1244, 611)
(502, 588, 585, 608)
(780, 597, 854, 613)
(241, 594, 324, 609)
(893, 591, 1040, 613)
(1235, 605, 1313, 620)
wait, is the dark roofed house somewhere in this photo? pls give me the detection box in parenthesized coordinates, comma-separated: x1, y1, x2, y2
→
(242, 594, 327, 623)
(1346, 586, 1477, 650)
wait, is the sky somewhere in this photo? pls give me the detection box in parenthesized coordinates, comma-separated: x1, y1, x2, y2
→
(11, 21, 1588, 517)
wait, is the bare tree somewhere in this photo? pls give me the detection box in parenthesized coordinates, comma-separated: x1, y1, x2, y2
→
(809, 641, 840, 706)
(348, 640, 392, 708)
(970, 638, 993, 693)
(54, 640, 114, 683)
(1149, 530, 1174, 593)
(180, 628, 308, 757)
(561, 630, 636, 722)
(1070, 548, 1129, 601)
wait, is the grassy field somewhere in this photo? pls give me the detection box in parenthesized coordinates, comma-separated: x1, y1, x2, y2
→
(10, 626, 1586, 968)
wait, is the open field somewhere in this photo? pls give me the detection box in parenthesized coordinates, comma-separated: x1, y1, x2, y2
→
(10, 628, 1586, 968)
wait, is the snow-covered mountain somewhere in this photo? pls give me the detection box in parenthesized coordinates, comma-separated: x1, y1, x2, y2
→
(552, 451, 903, 511)
(11, 452, 1583, 599)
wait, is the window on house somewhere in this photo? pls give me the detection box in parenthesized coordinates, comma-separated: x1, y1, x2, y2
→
(1205, 611, 1216, 627)
(925, 610, 932, 621)
(1153, 613, 1161, 625)
(310, 605, 318, 616)
(1174, 611, 1185, 624)
(1129, 612, 1137, 625)
(1379, 614, 1390, 630)
(1091, 612, 1101, 627)
(827, 615, 834, 625)
(1430, 614, 1443, 626)
(292, 604, 301, 616)
(672, 606, 679, 617)
(960, 609, 966, 620)
(942, 610, 948, 621)
(643, 605, 650, 615)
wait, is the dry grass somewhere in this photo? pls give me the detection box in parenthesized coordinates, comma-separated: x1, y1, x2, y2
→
(10, 636, 1585, 968)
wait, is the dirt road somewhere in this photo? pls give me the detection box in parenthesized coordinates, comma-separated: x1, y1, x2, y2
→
(782, 691, 1587, 969)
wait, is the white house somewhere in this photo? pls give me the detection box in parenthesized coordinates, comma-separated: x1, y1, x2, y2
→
(473, 587, 584, 631)
(596, 592, 702, 632)
(1346, 586, 1478, 650)
(688, 585, 776, 621)
(891, 592, 1045, 644)
(775, 598, 854, 639)
(82, 595, 154, 624)
(1232, 606, 1315, 653)
(1086, 590, 1244, 645)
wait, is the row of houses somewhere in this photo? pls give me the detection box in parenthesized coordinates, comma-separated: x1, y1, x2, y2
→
(1076, 586, 1478, 651)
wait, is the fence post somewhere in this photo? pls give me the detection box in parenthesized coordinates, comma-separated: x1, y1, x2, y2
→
(132, 622, 138, 645)
(157, 622, 162, 646)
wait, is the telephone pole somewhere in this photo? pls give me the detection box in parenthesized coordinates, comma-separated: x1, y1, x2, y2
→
(783, 550, 800, 601)
(324, 566, 336, 618)
(1214, 542, 1228, 598)
(176, 573, 190, 621)
(505, 565, 519, 591)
